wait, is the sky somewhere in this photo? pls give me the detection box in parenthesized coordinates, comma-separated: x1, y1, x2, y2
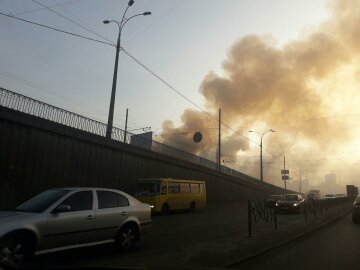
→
(3, 0, 359, 191)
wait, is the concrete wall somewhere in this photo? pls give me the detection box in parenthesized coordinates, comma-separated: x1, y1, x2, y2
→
(0, 107, 286, 209)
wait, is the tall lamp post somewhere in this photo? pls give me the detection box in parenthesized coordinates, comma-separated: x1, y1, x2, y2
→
(104, 0, 151, 139)
(249, 129, 275, 182)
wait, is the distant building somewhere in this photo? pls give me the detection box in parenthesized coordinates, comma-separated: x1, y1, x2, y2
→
(325, 173, 336, 186)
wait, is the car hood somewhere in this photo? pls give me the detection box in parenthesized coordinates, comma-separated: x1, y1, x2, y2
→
(277, 200, 298, 204)
(0, 211, 37, 221)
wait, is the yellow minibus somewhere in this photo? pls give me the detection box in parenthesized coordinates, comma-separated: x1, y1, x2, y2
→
(135, 178, 206, 214)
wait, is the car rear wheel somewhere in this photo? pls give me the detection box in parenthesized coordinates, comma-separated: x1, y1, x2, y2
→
(115, 224, 139, 251)
(0, 236, 31, 268)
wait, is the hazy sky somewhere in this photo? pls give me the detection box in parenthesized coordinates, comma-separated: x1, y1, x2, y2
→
(6, 0, 357, 190)
(0, 0, 328, 129)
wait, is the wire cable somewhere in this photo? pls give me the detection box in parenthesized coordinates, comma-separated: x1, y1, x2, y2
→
(14, 0, 84, 16)
(31, 0, 114, 44)
(0, 11, 268, 153)
(121, 47, 260, 147)
(0, 12, 114, 47)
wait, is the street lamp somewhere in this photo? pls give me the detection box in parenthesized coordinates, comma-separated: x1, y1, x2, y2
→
(104, 0, 151, 139)
(248, 129, 275, 182)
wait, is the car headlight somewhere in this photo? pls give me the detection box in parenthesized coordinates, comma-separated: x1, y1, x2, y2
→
(293, 203, 298, 206)
(276, 203, 278, 206)
(150, 205, 154, 209)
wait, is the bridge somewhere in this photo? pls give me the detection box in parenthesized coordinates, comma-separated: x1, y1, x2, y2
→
(0, 87, 288, 209)
(1, 88, 357, 270)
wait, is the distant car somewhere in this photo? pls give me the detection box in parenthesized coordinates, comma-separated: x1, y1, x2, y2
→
(268, 195, 283, 201)
(276, 194, 305, 213)
(335, 194, 346, 198)
(308, 190, 321, 199)
(324, 194, 336, 200)
(352, 195, 360, 224)
(306, 192, 321, 200)
(0, 188, 152, 268)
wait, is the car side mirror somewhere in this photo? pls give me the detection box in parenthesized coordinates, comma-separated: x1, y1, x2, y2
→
(52, 204, 71, 214)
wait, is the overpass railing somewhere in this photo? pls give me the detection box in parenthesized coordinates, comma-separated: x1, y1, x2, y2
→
(0, 87, 278, 190)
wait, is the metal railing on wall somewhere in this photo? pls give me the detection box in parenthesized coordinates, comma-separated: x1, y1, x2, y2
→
(0, 87, 279, 189)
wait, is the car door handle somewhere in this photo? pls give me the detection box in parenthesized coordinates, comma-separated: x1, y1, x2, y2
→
(87, 215, 94, 220)
(121, 212, 128, 216)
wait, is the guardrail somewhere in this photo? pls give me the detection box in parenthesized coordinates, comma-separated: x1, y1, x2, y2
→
(304, 197, 353, 221)
(248, 197, 353, 237)
(248, 200, 277, 237)
(0, 87, 278, 189)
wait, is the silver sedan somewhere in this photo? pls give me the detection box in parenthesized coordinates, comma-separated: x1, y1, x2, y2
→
(0, 187, 152, 267)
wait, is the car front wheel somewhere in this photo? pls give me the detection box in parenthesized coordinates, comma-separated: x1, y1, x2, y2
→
(0, 236, 31, 268)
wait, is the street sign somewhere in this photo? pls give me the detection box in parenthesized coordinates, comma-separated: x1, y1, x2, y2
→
(281, 170, 289, 174)
(282, 175, 289, 180)
(193, 132, 203, 143)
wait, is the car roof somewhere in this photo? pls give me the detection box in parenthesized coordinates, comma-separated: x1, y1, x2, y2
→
(53, 187, 127, 193)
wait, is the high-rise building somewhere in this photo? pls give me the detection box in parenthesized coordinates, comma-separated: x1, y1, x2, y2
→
(325, 173, 336, 185)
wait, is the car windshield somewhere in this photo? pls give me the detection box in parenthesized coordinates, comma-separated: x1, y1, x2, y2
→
(16, 189, 70, 213)
(136, 182, 160, 196)
(325, 194, 335, 197)
(283, 195, 299, 201)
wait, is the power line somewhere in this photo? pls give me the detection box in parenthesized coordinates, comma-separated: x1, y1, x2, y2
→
(14, 0, 84, 16)
(128, 0, 188, 42)
(31, 0, 114, 44)
(233, 113, 360, 130)
(0, 12, 114, 47)
(0, 11, 264, 152)
(121, 47, 261, 148)
(0, 68, 109, 117)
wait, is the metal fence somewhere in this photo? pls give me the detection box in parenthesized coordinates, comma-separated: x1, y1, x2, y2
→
(0, 87, 276, 189)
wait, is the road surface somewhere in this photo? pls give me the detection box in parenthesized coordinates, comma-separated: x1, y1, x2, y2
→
(234, 212, 360, 270)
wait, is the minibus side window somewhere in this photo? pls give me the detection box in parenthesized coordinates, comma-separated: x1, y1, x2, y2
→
(168, 182, 180, 194)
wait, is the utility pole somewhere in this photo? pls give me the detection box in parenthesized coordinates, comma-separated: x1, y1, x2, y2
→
(124, 108, 128, 143)
(249, 129, 275, 182)
(281, 155, 289, 193)
(103, 3, 151, 139)
(299, 168, 302, 194)
(218, 108, 221, 171)
(284, 156, 287, 192)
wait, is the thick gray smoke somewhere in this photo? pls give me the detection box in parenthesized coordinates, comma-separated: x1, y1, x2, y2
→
(159, 0, 360, 191)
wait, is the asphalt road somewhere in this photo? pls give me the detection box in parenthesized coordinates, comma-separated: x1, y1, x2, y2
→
(24, 203, 250, 268)
(235, 212, 360, 270)
(21, 203, 338, 269)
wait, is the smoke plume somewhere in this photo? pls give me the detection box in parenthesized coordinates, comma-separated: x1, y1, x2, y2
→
(159, 0, 360, 191)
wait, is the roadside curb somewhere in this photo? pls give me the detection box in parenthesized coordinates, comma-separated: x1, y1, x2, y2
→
(225, 209, 352, 269)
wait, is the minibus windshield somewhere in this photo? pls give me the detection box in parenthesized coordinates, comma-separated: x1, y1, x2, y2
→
(137, 182, 161, 196)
